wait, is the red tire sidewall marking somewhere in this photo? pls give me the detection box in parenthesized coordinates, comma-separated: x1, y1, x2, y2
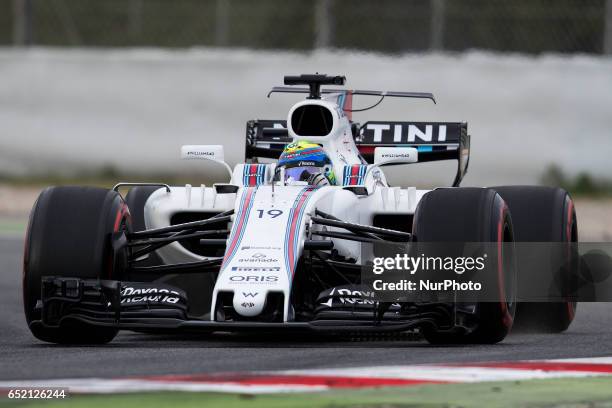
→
(497, 202, 513, 328)
(108, 200, 130, 279)
(565, 198, 576, 321)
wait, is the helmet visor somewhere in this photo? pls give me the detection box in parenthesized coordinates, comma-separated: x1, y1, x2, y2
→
(284, 166, 324, 182)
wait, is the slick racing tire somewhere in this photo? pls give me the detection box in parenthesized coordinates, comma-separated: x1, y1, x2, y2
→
(413, 188, 516, 344)
(494, 186, 578, 333)
(125, 186, 163, 267)
(23, 187, 131, 344)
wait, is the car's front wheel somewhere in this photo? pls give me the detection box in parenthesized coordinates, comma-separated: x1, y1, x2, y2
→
(412, 187, 516, 344)
(23, 186, 130, 344)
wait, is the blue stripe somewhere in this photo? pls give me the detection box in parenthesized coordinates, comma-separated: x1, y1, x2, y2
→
(226, 189, 250, 263)
(242, 164, 267, 186)
(358, 164, 366, 184)
(223, 187, 257, 268)
(283, 189, 305, 275)
(288, 187, 317, 289)
(342, 165, 367, 186)
(343, 166, 350, 186)
(283, 186, 316, 279)
(417, 146, 433, 152)
(236, 192, 255, 247)
(223, 189, 249, 265)
(284, 207, 294, 275)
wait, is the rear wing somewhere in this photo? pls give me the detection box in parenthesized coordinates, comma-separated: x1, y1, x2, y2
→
(245, 120, 470, 186)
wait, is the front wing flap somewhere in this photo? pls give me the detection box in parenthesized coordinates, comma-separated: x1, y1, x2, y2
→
(34, 278, 473, 335)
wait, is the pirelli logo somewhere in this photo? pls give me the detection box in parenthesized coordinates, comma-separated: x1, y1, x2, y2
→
(231, 266, 281, 272)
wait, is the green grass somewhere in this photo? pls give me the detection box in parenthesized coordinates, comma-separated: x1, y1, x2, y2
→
(4, 377, 612, 408)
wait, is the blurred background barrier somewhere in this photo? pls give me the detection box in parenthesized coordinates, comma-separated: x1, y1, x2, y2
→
(0, 48, 610, 188)
(0, 0, 611, 238)
(4, 0, 612, 54)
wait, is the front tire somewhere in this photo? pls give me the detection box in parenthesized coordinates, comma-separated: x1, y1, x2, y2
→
(412, 188, 516, 344)
(23, 186, 130, 344)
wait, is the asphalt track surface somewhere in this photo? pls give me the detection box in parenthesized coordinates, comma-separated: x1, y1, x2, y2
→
(2, 236, 612, 382)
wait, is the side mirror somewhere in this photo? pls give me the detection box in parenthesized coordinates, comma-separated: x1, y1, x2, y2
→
(181, 145, 232, 179)
(373, 147, 419, 166)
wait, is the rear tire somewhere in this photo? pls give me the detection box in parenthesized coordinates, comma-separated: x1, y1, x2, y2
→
(23, 186, 130, 344)
(494, 186, 578, 333)
(413, 188, 516, 344)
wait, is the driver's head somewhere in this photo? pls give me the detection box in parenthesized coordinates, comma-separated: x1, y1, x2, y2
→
(278, 140, 336, 186)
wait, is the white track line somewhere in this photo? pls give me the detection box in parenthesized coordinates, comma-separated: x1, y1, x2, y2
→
(2, 357, 612, 394)
(549, 357, 612, 364)
(275, 365, 605, 383)
(0, 379, 324, 394)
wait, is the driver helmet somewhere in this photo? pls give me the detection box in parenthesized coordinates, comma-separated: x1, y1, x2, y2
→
(277, 140, 336, 186)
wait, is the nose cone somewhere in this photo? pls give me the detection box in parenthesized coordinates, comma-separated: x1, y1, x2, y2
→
(233, 291, 266, 317)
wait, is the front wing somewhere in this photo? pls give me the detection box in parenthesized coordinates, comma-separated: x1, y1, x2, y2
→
(33, 277, 457, 335)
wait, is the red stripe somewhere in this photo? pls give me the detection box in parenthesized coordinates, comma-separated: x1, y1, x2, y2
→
(223, 188, 255, 264)
(343, 91, 353, 121)
(249, 164, 259, 186)
(287, 190, 312, 275)
(346, 165, 361, 185)
(142, 374, 445, 389)
(459, 361, 612, 373)
(358, 146, 375, 155)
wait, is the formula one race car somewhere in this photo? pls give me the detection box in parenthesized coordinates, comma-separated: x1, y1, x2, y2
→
(23, 74, 578, 344)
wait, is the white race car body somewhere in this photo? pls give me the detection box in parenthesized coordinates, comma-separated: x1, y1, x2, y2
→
(27, 75, 575, 345)
(142, 94, 443, 322)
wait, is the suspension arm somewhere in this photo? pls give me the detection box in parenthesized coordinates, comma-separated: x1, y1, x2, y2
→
(128, 229, 230, 247)
(128, 210, 233, 239)
(130, 258, 222, 274)
(310, 230, 395, 244)
(310, 216, 412, 241)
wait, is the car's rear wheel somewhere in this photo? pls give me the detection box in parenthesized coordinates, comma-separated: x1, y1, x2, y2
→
(413, 187, 516, 344)
(23, 186, 130, 344)
(494, 186, 578, 333)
